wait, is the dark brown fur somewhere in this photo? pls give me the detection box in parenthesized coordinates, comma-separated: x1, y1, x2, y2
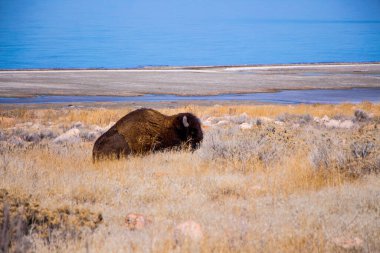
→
(93, 108, 203, 161)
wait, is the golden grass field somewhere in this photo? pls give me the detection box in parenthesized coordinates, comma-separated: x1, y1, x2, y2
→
(0, 102, 379, 252)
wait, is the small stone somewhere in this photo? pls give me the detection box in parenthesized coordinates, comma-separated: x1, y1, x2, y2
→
(174, 220, 203, 244)
(239, 122, 252, 130)
(125, 213, 150, 230)
(259, 117, 273, 123)
(216, 120, 229, 126)
(333, 236, 363, 250)
(53, 128, 81, 143)
(340, 120, 354, 129)
(71, 121, 84, 128)
(324, 119, 340, 128)
(274, 120, 284, 126)
(321, 115, 330, 122)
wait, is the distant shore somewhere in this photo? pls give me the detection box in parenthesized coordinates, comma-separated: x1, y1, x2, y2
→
(2, 61, 380, 72)
(1, 62, 379, 98)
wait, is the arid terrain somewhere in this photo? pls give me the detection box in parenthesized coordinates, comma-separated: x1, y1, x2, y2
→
(0, 102, 379, 252)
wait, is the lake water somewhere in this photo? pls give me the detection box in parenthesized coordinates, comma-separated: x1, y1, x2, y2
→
(1, 1, 380, 69)
(1, 88, 379, 104)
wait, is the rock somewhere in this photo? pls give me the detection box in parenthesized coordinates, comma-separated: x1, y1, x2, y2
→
(340, 120, 354, 129)
(333, 236, 363, 250)
(259, 117, 273, 123)
(325, 119, 354, 129)
(71, 121, 84, 129)
(53, 128, 81, 143)
(274, 120, 284, 126)
(216, 120, 229, 126)
(125, 213, 151, 230)
(325, 119, 340, 128)
(174, 220, 203, 244)
(204, 117, 221, 125)
(239, 122, 252, 130)
(321, 115, 330, 122)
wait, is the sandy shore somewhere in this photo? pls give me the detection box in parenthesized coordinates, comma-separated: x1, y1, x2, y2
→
(0, 63, 379, 97)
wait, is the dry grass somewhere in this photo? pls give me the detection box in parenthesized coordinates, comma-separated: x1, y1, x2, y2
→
(0, 103, 379, 252)
(1, 102, 379, 128)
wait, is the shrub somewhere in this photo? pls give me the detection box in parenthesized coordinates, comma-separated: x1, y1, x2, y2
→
(199, 126, 287, 168)
(354, 109, 370, 122)
(276, 113, 313, 125)
(351, 141, 374, 159)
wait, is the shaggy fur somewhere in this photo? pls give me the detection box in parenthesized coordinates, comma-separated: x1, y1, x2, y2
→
(93, 108, 203, 161)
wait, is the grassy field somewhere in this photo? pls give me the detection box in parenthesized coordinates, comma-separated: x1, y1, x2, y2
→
(0, 103, 379, 252)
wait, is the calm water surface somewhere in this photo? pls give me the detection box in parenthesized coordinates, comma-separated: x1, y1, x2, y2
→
(1, 88, 379, 104)
(1, 1, 380, 69)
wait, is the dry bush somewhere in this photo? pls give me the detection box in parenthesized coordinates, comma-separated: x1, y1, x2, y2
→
(199, 126, 291, 171)
(354, 109, 370, 122)
(0, 189, 102, 251)
(276, 113, 313, 124)
(308, 126, 379, 177)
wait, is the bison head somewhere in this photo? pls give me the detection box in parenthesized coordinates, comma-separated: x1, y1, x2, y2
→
(175, 113, 203, 150)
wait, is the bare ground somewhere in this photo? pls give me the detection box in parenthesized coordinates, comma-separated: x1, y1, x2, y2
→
(1, 63, 380, 97)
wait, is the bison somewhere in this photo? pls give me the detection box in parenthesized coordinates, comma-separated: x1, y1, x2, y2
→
(92, 108, 203, 161)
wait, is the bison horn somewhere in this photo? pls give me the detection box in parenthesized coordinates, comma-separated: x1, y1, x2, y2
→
(183, 116, 190, 127)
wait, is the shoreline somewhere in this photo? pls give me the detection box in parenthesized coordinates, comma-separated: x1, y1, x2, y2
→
(1, 62, 379, 98)
(1, 86, 380, 99)
(0, 88, 379, 108)
(1, 62, 380, 72)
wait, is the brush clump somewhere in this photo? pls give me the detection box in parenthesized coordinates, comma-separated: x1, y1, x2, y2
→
(0, 189, 102, 248)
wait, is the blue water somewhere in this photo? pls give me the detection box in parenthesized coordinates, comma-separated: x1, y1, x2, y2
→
(1, 1, 380, 69)
(1, 88, 379, 104)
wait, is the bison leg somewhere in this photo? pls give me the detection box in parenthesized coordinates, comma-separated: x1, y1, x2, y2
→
(93, 129, 130, 161)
